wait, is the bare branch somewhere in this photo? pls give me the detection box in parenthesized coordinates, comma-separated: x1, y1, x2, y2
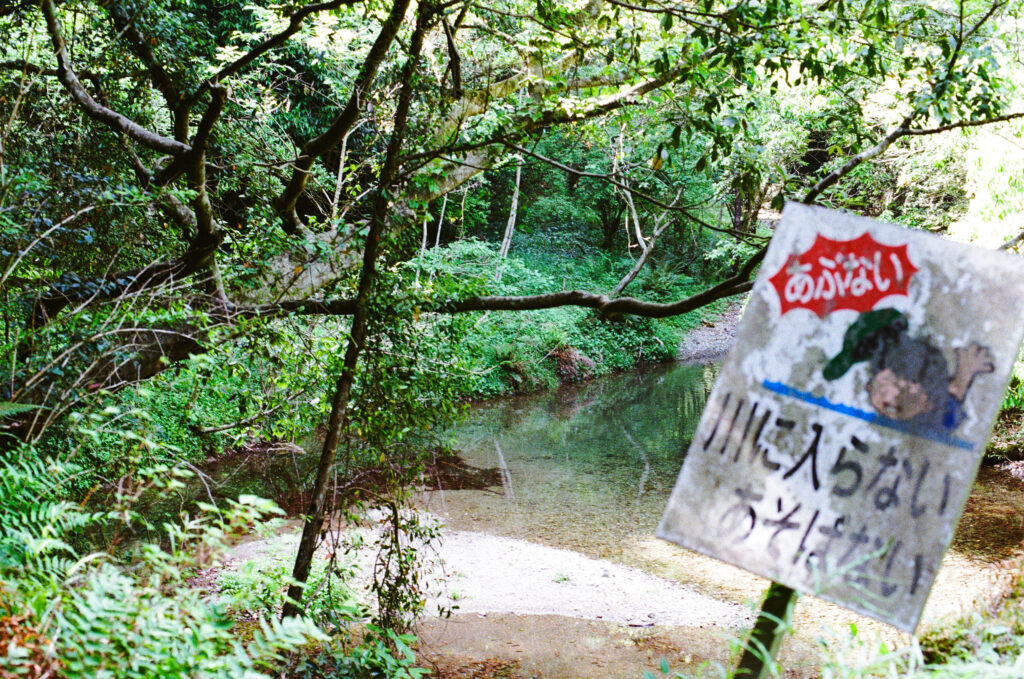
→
(804, 110, 1024, 205)
(999, 227, 1024, 252)
(904, 111, 1024, 136)
(198, 400, 291, 434)
(0, 207, 96, 289)
(449, 250, 761, 318)
(802, 114, 914, 204)
(247, 277, 754, 320)
(611, 190, 681, 297)
(235, 244, 765, 321)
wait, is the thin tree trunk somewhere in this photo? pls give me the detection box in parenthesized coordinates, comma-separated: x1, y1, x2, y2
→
(457, 186, 469, 240)
(414, 210, 429, 288)
(427, 193, 448, 283)
(434, 193, 448, 249)
(496, 154, 522, 283)
(331, 120, 365, 223)
(499, 157, 521, 259)
(282, 4, 431, 619)
(611, 189, 680, 298)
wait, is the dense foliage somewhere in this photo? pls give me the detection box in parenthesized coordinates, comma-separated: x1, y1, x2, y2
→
(2, 0, 1024, 673)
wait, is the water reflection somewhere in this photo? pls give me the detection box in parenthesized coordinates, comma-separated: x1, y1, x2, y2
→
(433, 361, 719, 559)
(163, 360, 719, 560)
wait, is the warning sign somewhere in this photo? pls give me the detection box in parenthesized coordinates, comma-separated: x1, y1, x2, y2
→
(767, 232, 918, 317)
(657, 203, 1024, 632)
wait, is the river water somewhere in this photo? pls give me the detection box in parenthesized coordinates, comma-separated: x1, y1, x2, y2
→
(425, 361, 719, 563)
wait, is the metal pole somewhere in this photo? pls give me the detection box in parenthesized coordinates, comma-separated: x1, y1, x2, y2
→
(733, 582, 799, 679)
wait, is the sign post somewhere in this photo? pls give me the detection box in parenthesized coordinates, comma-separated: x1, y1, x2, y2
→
(734, 583, 798, 678)
(658, 204, 1024, 670)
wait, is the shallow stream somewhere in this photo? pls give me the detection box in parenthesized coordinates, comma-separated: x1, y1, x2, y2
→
(423, 361, 719, 564)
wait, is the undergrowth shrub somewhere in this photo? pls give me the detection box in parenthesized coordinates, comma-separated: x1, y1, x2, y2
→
(1000, 346, 1024, 413)
(0, 450, 326, 678)
(46, 317, 347, 490)
(917, 565, 1024, 672)
(411, 238, 707, 398)
(1, 450, 432, 678)
(217, 556, 363, 623)
(292, 624, 427, 679)
(807, 565, 1024, 678)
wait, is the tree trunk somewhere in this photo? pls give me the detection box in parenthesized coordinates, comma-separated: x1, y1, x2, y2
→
(282, 3, 431, 619)
(330, 120, 365, 223)
(427, 193, 448, 283)
(414, 210, 429, 288)
(457, 186, 469, 240)
(496, 154, 522, 282)
(434, 193, 448, 249)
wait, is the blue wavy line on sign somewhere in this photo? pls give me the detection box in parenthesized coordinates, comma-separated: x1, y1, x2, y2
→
(761, 379, 974, 450)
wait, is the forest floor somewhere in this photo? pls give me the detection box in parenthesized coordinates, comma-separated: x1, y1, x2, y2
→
(405, 467, 1024, 679)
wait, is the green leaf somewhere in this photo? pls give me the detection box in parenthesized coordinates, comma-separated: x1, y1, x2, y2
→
(0, 402, 39, 418)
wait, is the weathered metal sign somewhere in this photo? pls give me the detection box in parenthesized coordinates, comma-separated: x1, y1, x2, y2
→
(657, 203, 1024, 632)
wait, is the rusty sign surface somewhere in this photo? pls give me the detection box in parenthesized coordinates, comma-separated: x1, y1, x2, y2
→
(657, 203, 1024, 632)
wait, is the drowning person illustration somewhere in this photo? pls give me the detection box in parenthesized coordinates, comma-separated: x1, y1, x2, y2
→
(822, 308, 994, 431)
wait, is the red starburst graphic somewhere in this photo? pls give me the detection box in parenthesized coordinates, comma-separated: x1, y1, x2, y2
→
(768, 232, 918, 318)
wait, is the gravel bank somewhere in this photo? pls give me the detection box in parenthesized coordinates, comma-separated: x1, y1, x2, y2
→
(220, 520, 751, 630)
(677, 300, 745, 362)
(426, 530, 750, 628)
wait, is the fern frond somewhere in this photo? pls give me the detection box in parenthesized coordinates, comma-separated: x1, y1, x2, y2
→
(0, 401, 39, 418)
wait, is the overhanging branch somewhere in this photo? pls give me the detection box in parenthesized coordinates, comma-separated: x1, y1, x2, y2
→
(803, 110, 1024, 204)
(904, 110, 1024, 136)
(236, 246, 764, 321)
(41, 0, 189, 156)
